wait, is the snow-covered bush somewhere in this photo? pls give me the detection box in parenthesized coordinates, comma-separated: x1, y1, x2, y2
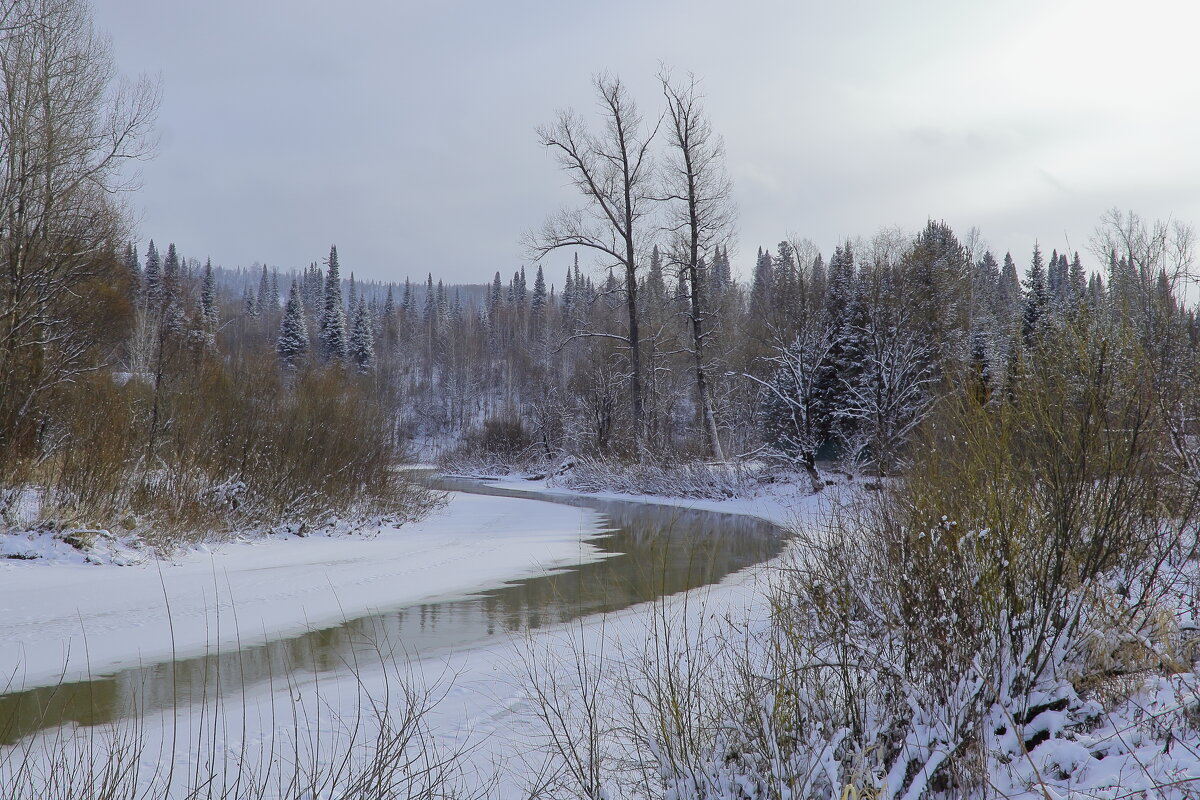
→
(507, 322, 1196, 799)
(437, 415, 546, 477)
(550, 456, 764, 500)
(645, 323, 1200, 799)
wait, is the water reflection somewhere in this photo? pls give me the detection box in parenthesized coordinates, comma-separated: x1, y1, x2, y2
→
(0, 479, 784, 743)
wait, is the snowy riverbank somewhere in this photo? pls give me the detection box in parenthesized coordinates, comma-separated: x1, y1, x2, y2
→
(3, 477, 828, 799)
(484, 472, 823, 530)
(0, 491, 606, 691)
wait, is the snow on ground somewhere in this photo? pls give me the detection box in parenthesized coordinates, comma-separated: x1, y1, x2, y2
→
(39, 481, 815, 799)
(10, 477, 1190, 799)
(486, 472, 828, 531)
(155, 480, 826, 797)
(0, 491, 607, 691)
(2, 477, 830, 798)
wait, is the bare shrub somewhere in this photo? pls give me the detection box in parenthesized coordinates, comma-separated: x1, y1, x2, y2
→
(438, 414, 541, 477)
(662, 319, 1200, 798)
(513, 317, 1200, 800)
(24, 358, 440, 547)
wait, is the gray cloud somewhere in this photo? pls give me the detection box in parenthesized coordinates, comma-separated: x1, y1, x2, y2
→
(93, 0, 1200, 282)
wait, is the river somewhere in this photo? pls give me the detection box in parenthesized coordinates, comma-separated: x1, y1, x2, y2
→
(0, 477, 785, 745)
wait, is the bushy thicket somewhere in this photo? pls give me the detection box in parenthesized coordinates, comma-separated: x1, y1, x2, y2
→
(439, 418, 768, 499)
(8, 359, 434, 545)
(640, 318, 1200, 799)
(0, 237, 438, 546)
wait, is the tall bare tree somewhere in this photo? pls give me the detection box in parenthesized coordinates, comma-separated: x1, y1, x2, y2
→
(530, 73, 658, 454)
(1089, 207, 1196, 327)
(0, 0, 158, 467)
(659, 70, 734, 461)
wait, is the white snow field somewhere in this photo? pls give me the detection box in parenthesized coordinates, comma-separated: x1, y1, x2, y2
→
(0, 491, 606, 692)
(12, 484, 803, 799)
(0, 479, 811, 799)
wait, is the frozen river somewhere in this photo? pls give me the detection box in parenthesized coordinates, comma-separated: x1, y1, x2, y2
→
(0, 476, 784, 745)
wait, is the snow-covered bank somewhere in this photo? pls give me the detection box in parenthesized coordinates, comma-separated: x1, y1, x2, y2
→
(59, 481, 815, 799)
(3, 476, 823, 799)
(0, 491, 605, 691)
(484, 473, 825, 531)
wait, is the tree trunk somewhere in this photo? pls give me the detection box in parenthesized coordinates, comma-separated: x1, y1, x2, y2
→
(687, 263, 724, 461)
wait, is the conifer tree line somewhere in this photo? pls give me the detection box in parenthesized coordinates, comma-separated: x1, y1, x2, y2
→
(135, 205, 1195, 491)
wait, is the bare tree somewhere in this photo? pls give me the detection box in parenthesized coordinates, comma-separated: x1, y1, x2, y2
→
(529, 73, 658, 454)
(0, 0, 158, 468)
(659, 69, 734, 461)
(1089, 207, 1197, 331)
(1090, 207, 1196, 292)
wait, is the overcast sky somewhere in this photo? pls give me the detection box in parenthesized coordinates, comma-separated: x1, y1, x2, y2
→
(93, 0, 1200, 285)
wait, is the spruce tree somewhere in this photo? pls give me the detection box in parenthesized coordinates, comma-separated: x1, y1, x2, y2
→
(384, 286, 395, 317)
(200, 259, 218, 332)
(903, 220, 968, 369)
(124, 242, 141, 301)
(305, 262, 323, 313)
(1047, 248, 1064, 306)
(143, 240, 161, 310)
(161, 243, 185, 335)
(424, 273, 437, 324)
(1069, 252, 1086, 304)
(809, 252, 827, 306)
(998, 252, 1021, 323)
(975, 250, 1000, 317)
(646, 245, 666, 304)
(816, 241, 859, 440)
(563, 266, 575, 314)
(368, 296, 381, 335)
(349, 297, 375, 371)
(710, 246, 731, 292)
(402, 278, 414, 317)
(530, 265, 547, 340)
(163, 243, 180, 299)
(320, 245, 348, 360)
(257, 265, 271, 314)
(490, 271, 503, 313)
(278, 282, 309, 368)
(750, 247, 774, 319)
(436, 280, 448, 321)
(1022, 243, 1048, 342)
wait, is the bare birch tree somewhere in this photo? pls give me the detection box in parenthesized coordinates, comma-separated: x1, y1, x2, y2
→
(659, 69, 734, 461)
(529, 73, 658, 454)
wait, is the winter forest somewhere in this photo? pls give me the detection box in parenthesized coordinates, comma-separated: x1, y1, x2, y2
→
(4, 0, 1200, 798)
